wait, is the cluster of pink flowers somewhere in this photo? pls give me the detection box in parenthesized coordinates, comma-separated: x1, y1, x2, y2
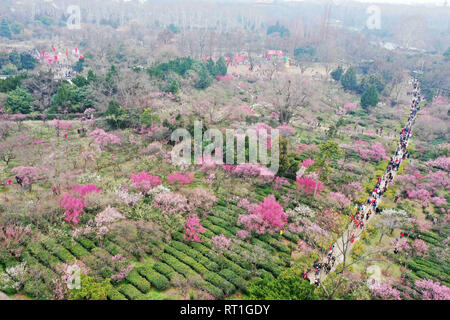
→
(211, 234, 232, 253)
(238, 195, 288, 235)
(153, 192, 189, 214)
(301, 158, 314, 168)
(11, 166, 43, 186)
(370, 282, 402, 300)
(296, 176, 324, 195)
(348, 181, 363, 192)
(72, 184, 101, 196)
(329, 192, 351, 207)
(431, 196, 447, 207)
(130, 170, 162, 193)
(115, 186, 143, 206)
(168, 171, 195, 186)
(60, 193, 86, 225)
(184, 215, 206, 242)
(51, 119, 71, 131)
(111, 254, 134, 283)
(185, 188, 217, 216)
(216, 74, 232, 81)
(297, 240, 313, 253)
(298, 218, 329, 244)
(236, 229, 250, 240)
(412, 239, 429, 257)
(237, 198, 258, 214)
(414, 279, 450, 300)
(60, 184, 102, 225)
(276, 123, 296, 137)
(411, 218, 432, 232)
(226, 163, 275, 181)
(355, 141, 388, 162)
(89, 129, 121, 150)
(197, 155, 217, 172)
(396, 237, 411, 253)
(407, 189, 431, 206)
(426, 157, 450, 172)
(273, 177, 289, 190)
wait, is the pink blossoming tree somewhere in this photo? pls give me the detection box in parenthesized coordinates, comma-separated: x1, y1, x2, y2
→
(130, 170, 162, 194)
(183, 215, 206, 242)
(238, 195, 288, 235)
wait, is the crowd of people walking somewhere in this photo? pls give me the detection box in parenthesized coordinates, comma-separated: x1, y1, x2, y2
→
(305, 78, 422, 286)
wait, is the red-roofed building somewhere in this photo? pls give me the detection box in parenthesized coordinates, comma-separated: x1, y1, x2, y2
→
(266, 50, 283, 60)
(233, 55, 245, 64)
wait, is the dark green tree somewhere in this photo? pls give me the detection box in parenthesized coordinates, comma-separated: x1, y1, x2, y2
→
(72, 75, 89, 87)
(73, 58, 85, 73)
(216, 57, 228, 76)
(361, 84, 379, 109)
(8, 51, 21, 69)
(6, 86, 34, 114)
(166, 79, 180, 94)
(195, 63, 212, 89)
(0, 19, 12, 39)
(87, 69, 97, 83)
(19, 54, 37, 70)
(139, 108, 160, 127)
(0, 73, 27, 93)
(105, 100, 129, 129)
(341, 67, 358, 91)
(206, 59, 218, 77)
(267, 21, 290, 37)
(331, 66, 344, 81)
(358, 73, 385, 94)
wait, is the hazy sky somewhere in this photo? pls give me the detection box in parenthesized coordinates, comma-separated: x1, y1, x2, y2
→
(337, 0, 447, 4)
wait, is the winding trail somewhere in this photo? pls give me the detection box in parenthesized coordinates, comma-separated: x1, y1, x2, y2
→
(306, 78, 422, 285)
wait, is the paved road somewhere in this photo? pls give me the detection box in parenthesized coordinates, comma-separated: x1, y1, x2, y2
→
(306, 79, 422, 285)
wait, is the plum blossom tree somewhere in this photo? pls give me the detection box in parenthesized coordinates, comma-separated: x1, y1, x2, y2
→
(301, 158, 314, 168)
(276, 123, 296, 137)
(296, 176, 324, 196)
(183, 215, 206, 242)
(168, 171, 195, 187)
(0, 223, 31, 259)
(184, 188, 217, 217)
(407, 189, 431, 207)
(211, 234, 231, 269)
(60, 193, 85, 225)
(355, 141, 388, 162)
(94, 206, 125, 237)
(370, 282, 402, 300)
(72, 184, 101, 196)
(238, 195, 288, 235)
(130, 171, 162, 194)
(414, 279, 450, 300)
(11, 166, 44, 191)
(411, 239, 429, 257)
(89, 129, 121, 151)
(329, 192, 351, 210)
(51, 119, 71, 137)
(153, 192, 189, 214)
(426, 157, 450, 172)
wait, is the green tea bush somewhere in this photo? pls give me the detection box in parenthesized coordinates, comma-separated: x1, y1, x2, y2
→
(137, 265, 170, 291)
(126, 270, 151, 293)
